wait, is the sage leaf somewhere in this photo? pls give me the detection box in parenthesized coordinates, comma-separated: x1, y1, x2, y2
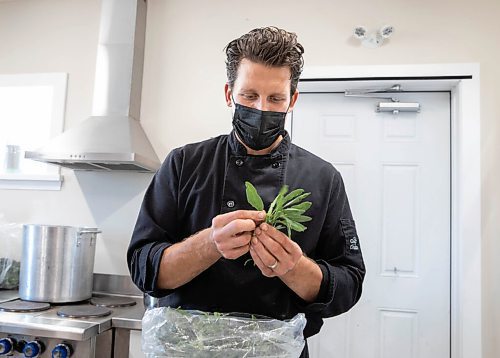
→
(283, 207, 307, 216)
(284, 217, 307, 232)
(288, 201, 312, 212)
(285, 214, 312, 223)
(271, 185, 289, 219)
(268, 185, 288, 223)
(245, 181, 264, 211)
(283, 188, 304, 204)
(283, 192, 311, 208)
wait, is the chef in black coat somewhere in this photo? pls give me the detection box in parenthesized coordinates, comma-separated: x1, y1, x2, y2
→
(128, 26, 365, 357)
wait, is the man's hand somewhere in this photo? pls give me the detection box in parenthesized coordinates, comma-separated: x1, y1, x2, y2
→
(210, 210, 266, 260)
(249, 222, 303, 277)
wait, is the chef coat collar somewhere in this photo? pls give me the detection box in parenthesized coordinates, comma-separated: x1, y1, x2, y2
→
(228, 129, 291, 157)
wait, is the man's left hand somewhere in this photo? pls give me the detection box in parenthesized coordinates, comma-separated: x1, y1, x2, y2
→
(249, 222, 303, 277)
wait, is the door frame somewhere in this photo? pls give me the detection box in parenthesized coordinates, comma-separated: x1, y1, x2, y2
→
(297, 63, 481, 358)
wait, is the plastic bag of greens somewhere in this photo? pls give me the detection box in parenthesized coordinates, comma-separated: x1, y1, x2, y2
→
(142, 307, 307, 358)
(0, 214, 22, 289)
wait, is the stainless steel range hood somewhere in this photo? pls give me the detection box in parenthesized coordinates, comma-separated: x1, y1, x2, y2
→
(25, 0, 160, 172)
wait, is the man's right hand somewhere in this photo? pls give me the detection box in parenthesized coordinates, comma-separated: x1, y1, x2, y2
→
(158, 210, 266, 290)
(210, 210, 266, 260)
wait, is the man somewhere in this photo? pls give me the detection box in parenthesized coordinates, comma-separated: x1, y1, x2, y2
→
(128, 26, 365, 357)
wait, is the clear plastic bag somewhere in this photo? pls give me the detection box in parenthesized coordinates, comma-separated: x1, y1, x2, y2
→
(0, 214, 22, 289)
(142, 307, 307, 358)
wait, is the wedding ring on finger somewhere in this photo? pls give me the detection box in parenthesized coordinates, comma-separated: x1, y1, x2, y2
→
(267, 260, 279, 270)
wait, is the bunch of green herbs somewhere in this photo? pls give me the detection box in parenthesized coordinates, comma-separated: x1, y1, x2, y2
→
(245, 181, 312, 239)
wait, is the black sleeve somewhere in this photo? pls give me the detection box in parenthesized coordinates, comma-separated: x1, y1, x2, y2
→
(127, 148, 183, 297)
(295, 169, 366, 317)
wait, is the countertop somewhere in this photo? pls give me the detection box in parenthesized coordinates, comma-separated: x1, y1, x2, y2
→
(0, 290, 19, 303)
(111, 295, 145, 331)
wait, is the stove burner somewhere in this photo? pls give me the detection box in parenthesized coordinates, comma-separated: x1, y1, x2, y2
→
(90, 296, 137, 308)
(0, 300, 50, 313)
(57, 305, 112, 318)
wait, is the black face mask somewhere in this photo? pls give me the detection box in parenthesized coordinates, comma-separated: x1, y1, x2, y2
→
(232, 99, 289, 150)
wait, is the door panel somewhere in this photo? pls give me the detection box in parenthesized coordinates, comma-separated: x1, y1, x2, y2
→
(291, 92, 450, 358)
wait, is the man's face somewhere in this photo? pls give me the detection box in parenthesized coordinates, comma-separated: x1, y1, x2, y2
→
(225, 58, 299, 113)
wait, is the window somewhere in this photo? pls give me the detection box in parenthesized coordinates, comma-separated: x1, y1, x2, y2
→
(0, 73, 67, 190)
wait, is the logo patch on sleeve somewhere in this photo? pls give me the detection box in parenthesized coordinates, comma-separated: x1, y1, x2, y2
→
(349, 236, 359, 251)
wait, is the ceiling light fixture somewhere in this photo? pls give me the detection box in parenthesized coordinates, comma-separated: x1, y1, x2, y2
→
(353, 25, 395, 48)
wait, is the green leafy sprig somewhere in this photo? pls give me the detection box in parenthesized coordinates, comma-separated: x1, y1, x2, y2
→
(245, 181, 312, 239)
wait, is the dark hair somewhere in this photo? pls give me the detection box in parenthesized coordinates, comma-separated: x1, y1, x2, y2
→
(224, 26, 304, 97)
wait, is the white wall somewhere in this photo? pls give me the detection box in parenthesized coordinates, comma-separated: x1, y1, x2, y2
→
(0, 0, 499, 357)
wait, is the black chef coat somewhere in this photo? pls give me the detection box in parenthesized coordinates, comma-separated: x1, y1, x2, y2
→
(127, 130, 365, 343)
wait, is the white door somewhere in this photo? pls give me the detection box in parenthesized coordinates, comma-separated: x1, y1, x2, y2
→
(291, 91, 450, 358)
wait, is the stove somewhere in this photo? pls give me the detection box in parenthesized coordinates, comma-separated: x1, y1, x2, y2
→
(0, 275, 144, 358)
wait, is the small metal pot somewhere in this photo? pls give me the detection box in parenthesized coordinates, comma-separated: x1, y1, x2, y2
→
(19, 225, 101, 303)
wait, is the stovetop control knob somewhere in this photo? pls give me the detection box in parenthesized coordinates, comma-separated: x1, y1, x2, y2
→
(52, 343, 72, 358)
(23, 340, 44, 358)
(0, 337, 15, 355)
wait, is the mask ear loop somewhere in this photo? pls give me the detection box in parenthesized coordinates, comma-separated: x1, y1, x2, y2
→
(285, 98, 292, 114)
(280, 98, 292, 137)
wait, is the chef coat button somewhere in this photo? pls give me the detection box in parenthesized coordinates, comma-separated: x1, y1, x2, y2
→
(272, 162, 280, 168)
(235, 159, 244, 167)
(227, 200, 235, 208)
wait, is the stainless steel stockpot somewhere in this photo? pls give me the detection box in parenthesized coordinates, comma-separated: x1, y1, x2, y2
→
(19, 225, 100, 303)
